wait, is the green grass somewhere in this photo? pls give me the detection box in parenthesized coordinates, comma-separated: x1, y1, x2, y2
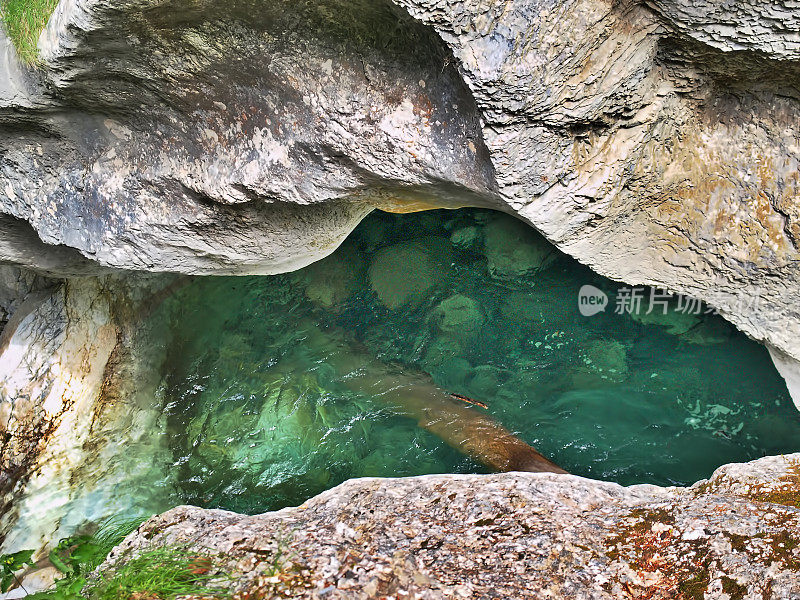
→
(88, 546, 229, 600)
(0, 0, 59, 64)
(1, 515, 230, 600)
(46, 517, 149, 579)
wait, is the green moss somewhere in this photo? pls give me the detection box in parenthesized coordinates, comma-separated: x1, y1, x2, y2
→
(726, 526, 800, 570)
(2, 517, 228, 600)
(766, 530, 800, 570)
(677, 568, 710, 600)
(748, 461, 800, 508)
(0, 0, 59, 65)
(725, 532, 750, 553)
(721, 576, 747, 600)
(696, 460, 800, 508)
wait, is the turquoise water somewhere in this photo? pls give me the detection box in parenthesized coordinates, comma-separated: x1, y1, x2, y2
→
(155, 208, 799, 514)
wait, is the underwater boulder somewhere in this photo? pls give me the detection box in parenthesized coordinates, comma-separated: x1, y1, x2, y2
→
(572, 338, 630, 386)
(357, 215, 393, 253)
(450, 225, 482, 250)
(483, 214, 555, 279)
(631, 304, 699, 335)
(368, 237, 453, 309)
(296, 240, 366, 310)
(469, 365, 508, 399)
(431, 294, 485, 337)
(423, 336, 465, 369)
(428, 356, 473, 389)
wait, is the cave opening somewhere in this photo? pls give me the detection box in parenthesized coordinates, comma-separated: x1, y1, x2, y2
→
(117, 207, 799, 517)
(2, 206, 800, 559)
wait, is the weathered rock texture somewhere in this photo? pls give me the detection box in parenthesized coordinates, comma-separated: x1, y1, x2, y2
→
(2, 0, 800, 392)
(108, 453, 800, 599)
(0, 271, 178, 553)
(393, 0, 800, 385)
(1, 0, 492, 275)
(1, 1, 798, 591)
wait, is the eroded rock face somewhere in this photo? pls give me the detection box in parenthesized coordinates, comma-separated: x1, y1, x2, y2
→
(0, 0, 492, 275)
(107, 454, 800, 599)
(0, 273, 178, 553)
(2, 0, 800, 386)
(0, 0, 798, 586)
(395, 0, 800, 378)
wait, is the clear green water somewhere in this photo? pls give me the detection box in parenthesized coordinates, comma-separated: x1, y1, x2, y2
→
(154, 208, 799, 515)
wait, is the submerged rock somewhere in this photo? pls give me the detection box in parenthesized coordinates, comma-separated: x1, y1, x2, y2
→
(430, 294, 484, 337)
(107, 454, 800, 600)
(468, 364, 507, 399)
(483, 214, 556, 279)
(295, 240, 366, 310)
(422, 336, 464, 368)
(0, 0, 799, 403)
(449, 225, 481, 250)
(428, 356, 472, 389)
(572, 338, 630, 385)
(368, 237, 453, 309)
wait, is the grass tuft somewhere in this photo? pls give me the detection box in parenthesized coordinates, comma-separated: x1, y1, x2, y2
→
(0, 0, 59, 64)
(89, 546, 229, 600)
(4, 515, 231, 600)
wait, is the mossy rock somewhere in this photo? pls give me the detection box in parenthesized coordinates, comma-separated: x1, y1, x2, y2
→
(430, 294, 485, 337)
(423, 336, 464, 368)
(429, 356, 473, 389)
(483, 214, 555, 279)
(572, 338, 630, 385)
(450, 225, 481, 249)
(368, 237, 453, 309)
(468, 364, 507, 398)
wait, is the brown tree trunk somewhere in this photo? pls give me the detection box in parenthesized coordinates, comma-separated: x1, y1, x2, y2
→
(301, 321, 567, 474)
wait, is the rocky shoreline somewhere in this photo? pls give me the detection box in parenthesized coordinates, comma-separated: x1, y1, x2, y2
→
(105, 454, 800, 599)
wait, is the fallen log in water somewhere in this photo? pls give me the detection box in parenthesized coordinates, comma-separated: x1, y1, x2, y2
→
(301, 321, 567, 474)
(346, 369, 567, 474)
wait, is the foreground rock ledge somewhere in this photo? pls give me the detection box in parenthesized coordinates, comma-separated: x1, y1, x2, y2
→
(109, 454, 800, 599)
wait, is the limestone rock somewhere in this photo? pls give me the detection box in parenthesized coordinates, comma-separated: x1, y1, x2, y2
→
(422, 336, 463, 368)
(106, 454, 800, 600)
(430, 294, 484, 336)
(0, 0, 799, 397)
(296, 240, 366, 310)
(573, 338, 630, 385)
(449, 225, 481, 250)
(0, 275, 176, 556)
